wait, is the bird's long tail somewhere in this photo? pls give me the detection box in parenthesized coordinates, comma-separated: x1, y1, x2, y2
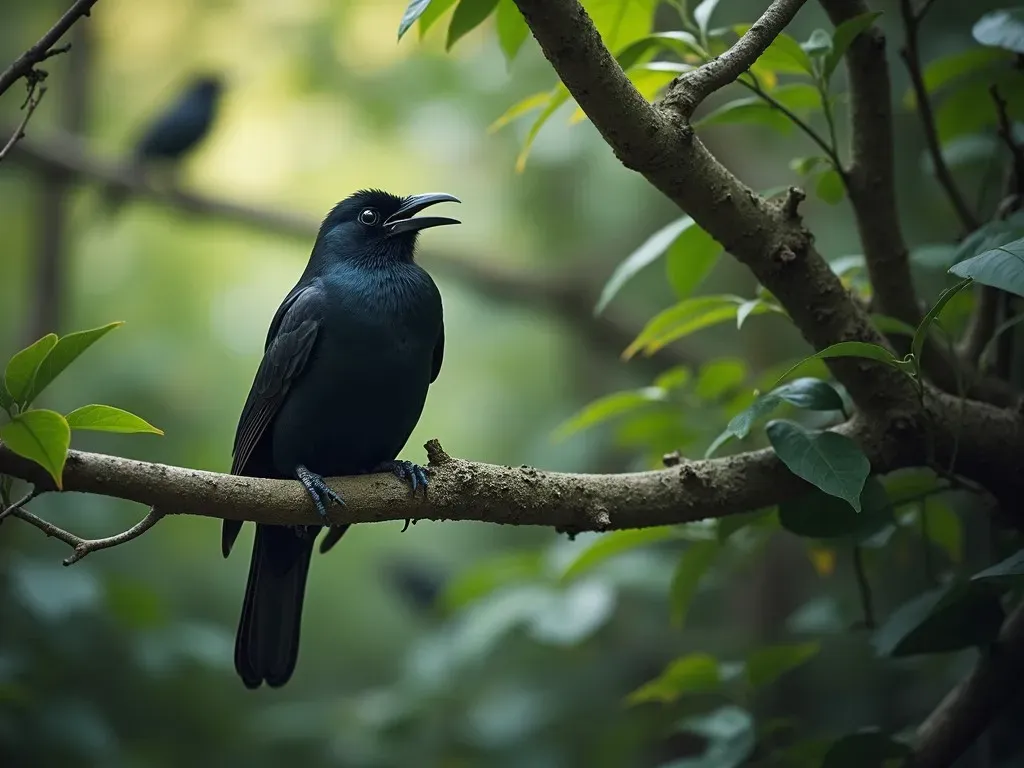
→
(234, 523, 317, 689)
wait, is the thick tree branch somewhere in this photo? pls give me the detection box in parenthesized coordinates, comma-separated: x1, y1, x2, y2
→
(5, 129, 694, 369)
(899, 0, 978, 232)
(0, 0, 99, 98)
(909, 599, 1024, 768)
(513, 0, 914, 416)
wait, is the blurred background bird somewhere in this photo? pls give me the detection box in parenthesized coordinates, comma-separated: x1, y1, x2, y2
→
(105, 74, 223, 213)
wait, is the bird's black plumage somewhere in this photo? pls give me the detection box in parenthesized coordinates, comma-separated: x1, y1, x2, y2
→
(134, 75, 223, 161)
(224, 189, 459, 689)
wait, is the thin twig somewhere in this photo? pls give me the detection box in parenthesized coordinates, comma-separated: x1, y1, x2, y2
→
(991, 86, 1024, 197)
(852, 545, 875, 629)
(0, 0, 99, 98)
(0, 84, 47, 163)
(899, 0, 978, 231)
(738, 75, 842, 170)
(10, 505, 163, 566)
(0, 489, 38, 522)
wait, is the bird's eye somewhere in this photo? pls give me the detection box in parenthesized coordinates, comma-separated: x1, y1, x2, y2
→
(358, 208, 380, 226)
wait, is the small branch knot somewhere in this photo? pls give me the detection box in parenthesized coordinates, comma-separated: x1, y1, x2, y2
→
(424, 439, 451, 467)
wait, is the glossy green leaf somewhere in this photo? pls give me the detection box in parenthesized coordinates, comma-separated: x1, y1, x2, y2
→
(872, 581, 1005, 657)
(669, 707, 755, 768)
(911, 278, 974, 375)
(584, 0, 658, 51)
(597, 216, 696, 314)
(746, 642, 819, 689)
(736, 299, 762, 329)
(904, 46, 1012, 107)
(767, 420, 871, 512)
(561, 527, 677, 581)
(770, 341, 905, 390)
(737, 27, 813, 75)
(779, 478, 893, 539)
(554, 387, 666, 440)
(954, 211, 1024, 263)
(773, 82, 827, 111)
(447, 0, 499, 49)
(65, 405, 164, 435)
(4, 334, 58, 405)
(625, 296, 774, 358)
(871, 314, 918, 337)
(665, 220, 722, 299)
(495, 0, 529, 63)
(0, 409, 70, 488)
(398, 0, 436, 39)
(801, 29, 833, 59)
(924, 501, 962, 563)
(627, 653, 721, 705)
(949, 237, 1024, 298)
(791, 155, 830, 176)
(27, 322, 123, 406)
(488, 91, 552, 134)
(973, 8, 1024, 53)
(654, 366, 692, 391)
(416, 0, 459, 36)
(669, 540, 718, 626)
(971, 547, 1024, 584)
(515, 87, 571, 172)
(815, 168, 846, 204)
(824, 11, 881, 80)
(822, 731, 911, 768)
(693, 0, 722, 35)
(615, 31, 705, 71)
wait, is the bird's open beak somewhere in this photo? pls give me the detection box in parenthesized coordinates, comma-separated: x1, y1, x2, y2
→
(384, 192, 461, 236)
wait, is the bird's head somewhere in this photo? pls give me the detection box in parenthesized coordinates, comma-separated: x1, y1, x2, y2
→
(314, 189, 461, 266)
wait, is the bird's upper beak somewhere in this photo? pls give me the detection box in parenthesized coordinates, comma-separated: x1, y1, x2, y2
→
(384, 193, 461, 236)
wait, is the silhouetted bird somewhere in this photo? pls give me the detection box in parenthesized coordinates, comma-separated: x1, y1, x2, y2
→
(133, 74, 222, 163)
(222, 189, 459, 689)
(105, 75, 223, 213)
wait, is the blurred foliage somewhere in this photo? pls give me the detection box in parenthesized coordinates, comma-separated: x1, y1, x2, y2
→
(4, 0, 1024, 766)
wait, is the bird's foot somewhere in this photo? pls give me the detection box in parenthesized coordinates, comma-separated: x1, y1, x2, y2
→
(296, 465, 345, 522)
(374, 460, 430, 495)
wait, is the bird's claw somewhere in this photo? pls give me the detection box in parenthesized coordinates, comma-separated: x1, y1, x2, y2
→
(296, 464, 345, 522)
(374, 460, 430, 496)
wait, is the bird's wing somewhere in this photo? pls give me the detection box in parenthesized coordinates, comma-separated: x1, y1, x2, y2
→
(231, 283, 322, 476)
(430, 321, 444, 384)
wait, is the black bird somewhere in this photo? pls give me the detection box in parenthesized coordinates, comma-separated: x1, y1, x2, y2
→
(222, 189, 459, 689)
(133, 74, 223, 163)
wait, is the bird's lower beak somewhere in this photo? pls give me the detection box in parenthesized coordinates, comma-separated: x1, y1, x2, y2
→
(384, 192, 461, 236)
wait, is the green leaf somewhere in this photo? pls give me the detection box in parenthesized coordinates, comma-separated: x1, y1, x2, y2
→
(665, 220, 722, 299)
(693, 0, 722, 36)
(625, 296, 772, 358)
(0, 409, 71, 488)
(822, 731, 911, 768)
(447, 0, 499, 49)
(441, 552, 543, 610)
(801, 29, 833, 59)
(615, 31, 705, 71)
(738, 27, 813, 75)
(65, 405, 164, 435)
(669, 707, 755, 768)
(696, 97, 795, 133)
(694, 358, 746, 401)
(553, 387, 666, 440)
(772, 82, 827, 111)
(911, 277, 974, 375)
(669, 540, 719, 626)
(815, 168, 846, 204)
(560, 527, 677, 581)
(872, 581, 1005, 657)
(904, 46, 1013, 107)
(871, 314, 919, 337)
(736, 299, 762, 329)
(824, 11, 881, 80)
(0, 384, 13, 413)
(769, 341, 904, 390)
(597, 216, 697, 314)
(515, 87, 572, 172)
(584, 0, 658, 51)
(954, 211, 1024, 263)
(923, 501, 962, 563)
(488, 91, 553, 133)
(4, 334, 58, 405)
(627, 653, 721, 705)
(746, 642, 819, 689)
(654, 365, 692, 390)
(27, 322, 123, 406)
(973, 8, 1024, 54)
(417, 0, 459, 36)
(495, 0, 529, 64)
(935, 70, 1024, 143)
(971, 547, 1024, 585)
(767, 420, 871, 512)
(791, 155, 830, 176)
(398, 0, 436, 39)
(949, 237, 1024, 298)
(779, 477, 893, 540)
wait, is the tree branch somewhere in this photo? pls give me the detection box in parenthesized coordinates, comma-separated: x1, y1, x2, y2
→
(909, 599, 1024, 768)
(10, 504, 163, 566)
(662, 0, 809, 118)
(0, 84, 47, 164)
(0, 0, 99, 98)
(513, 0, 914, 416)
(899, 0, 978, 232)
